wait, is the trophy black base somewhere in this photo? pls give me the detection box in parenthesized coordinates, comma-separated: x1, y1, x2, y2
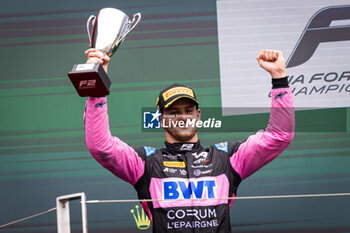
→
(68, 63, 111, 97)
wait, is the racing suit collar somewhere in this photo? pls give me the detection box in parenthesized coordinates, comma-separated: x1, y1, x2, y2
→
(164, 141, 203, 153)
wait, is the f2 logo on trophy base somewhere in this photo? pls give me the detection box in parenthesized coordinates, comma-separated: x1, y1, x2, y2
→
(68, 8, 141, 97)
(79, 79, 96, 89)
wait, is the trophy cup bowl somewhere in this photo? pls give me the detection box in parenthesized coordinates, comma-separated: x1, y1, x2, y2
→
(68, 8, 141, 97)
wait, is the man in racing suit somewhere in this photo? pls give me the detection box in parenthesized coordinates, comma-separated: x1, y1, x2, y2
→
(84, 48, 294, 232)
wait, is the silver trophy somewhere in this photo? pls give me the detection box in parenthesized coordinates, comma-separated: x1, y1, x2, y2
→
(68, 8, 141, 97)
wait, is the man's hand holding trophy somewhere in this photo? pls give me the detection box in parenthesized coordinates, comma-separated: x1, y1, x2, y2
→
(68, 8, 141, 97)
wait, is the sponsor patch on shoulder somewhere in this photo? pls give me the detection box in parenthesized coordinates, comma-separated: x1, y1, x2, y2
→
(143, 146, 156, 157)
(214, 142, 228, 153)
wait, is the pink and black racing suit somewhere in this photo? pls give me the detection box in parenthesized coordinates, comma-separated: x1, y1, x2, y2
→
(84, 78, 294, 233)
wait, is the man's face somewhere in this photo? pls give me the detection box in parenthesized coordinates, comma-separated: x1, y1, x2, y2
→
(161, 98, 200, 142)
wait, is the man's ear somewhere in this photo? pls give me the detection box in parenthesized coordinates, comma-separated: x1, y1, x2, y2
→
(160, 114, 163, 127)
(196, 109, 201, 121)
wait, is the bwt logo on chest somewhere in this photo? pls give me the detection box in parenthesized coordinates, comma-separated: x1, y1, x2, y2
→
(163, 179, 217, 200)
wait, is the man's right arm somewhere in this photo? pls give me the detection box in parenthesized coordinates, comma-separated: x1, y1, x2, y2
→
(84, 49, 145, 186)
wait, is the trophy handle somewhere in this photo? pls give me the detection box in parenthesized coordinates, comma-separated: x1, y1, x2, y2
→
(87, 15, 96, 47)
(114, 13, 141, 48)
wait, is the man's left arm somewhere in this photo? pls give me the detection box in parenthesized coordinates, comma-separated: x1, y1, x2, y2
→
(230, 50, 295, 180)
